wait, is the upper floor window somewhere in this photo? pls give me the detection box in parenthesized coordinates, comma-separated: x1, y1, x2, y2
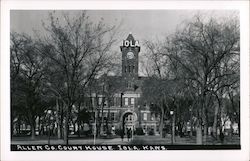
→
(131, 98, 135, 105)
(127, 82, 133, 89)
(104, 99, 107, 106)
(151, 114, 154, 121)
(113, 97, 116, 106)
(111, 112, 115, 121)
(143, 113, 147, 121)
(98, 97, 102, 105)
(91, 97, 95, 106)
(125, 98, 128, 105)
(127, 81, 133, 89)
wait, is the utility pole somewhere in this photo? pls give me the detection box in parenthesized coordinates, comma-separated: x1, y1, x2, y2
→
(94, 109, 97, 145)
(56, 98, 61, 139)
(121, 93, 124, 134)
(100, 83, 105, 135)
(170, 110, 175, 145)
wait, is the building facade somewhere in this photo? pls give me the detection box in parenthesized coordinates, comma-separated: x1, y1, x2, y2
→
(90, 34, 160, 135)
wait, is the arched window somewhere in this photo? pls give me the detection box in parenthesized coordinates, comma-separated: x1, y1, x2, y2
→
(133, 65, 135, 73)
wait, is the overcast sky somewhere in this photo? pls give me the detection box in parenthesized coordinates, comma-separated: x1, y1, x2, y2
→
(10, 10, 238, 75)
(10, 10, 237, 41)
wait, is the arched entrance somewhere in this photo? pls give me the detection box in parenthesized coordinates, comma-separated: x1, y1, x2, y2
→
(120, 111, 137, 135)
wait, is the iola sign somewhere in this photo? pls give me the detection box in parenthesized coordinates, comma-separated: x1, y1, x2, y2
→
(122, 40, 140, 47)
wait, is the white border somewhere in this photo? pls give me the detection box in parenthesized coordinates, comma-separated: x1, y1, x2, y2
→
(1, 1, 249, 161)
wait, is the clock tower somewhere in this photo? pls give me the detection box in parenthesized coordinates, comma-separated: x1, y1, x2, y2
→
(120, 33, 140, 89)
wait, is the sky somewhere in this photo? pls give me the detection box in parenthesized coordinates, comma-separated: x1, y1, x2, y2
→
(10, 10, 238, 75)
(10, 10, 237, 41)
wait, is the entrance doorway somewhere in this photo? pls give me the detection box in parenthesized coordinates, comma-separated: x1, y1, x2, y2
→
(121, 112, 137, 135)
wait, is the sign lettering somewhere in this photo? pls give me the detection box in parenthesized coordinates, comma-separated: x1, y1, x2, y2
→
(122, 40, 140, 47)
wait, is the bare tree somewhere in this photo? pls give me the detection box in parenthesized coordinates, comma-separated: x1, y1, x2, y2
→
(141, 14, 239, 145)
(164, 15, 240, 144)
(39, 11, 118, 144)
(10, 33, 49, 139)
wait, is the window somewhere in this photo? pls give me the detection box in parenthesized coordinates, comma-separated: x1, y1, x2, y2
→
(113, 97, 116, 106)
(125, 66, 127, 73)
(143, 113, 147, 121)
(98, 97, 102, 105)
(128, 115, 134, 121)
(103, 112, 108, 121)
(133, 66, 135, 73)
(128, 66, 131, 73)
(91, 97, 95, 106)
(131, 98, 135, 105)
(127, 115, 131, 121)
(125, 98, 128, 105)
(111, 113, 115, 121)
(127, 82, 133, 89)
(104, 99, 107, 106)
(151, 115, 154, 121)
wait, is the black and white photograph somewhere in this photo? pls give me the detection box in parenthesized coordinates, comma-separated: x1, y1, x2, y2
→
(9, 9, 241, 150)
(1, 0, 249, 161)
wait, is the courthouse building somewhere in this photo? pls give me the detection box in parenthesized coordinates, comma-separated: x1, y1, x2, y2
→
(89, 34, 160, 135)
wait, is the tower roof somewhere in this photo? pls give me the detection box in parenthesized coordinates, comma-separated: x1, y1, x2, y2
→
(126, 33, 135, 43)
(120, 33, 140, 52)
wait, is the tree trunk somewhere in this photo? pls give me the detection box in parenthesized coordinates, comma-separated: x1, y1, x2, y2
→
(77, 103, 81, 137)
(238, 114, 240, 136)
(60, 104, 64, 138)
(11, 112, 14, 137)
(28, 109, 36, 140)
(212, 105, 219, 138)
(97, 108, 101, 137)
(57, 120, 61, 139)
(18, 120, 21, 134)
(190, 112, 193, 137)
(100, 97, 105, 135)
(107, 100, 111, 134)
(196, 124, 202, 145)
(171, 114, 175, 144)
(197, 89, 206, 145)
(160, 107, 164, 138)
(31, 121, 36, 140)
(203, 110, 208, 144)
(56, 99, 61, 139)
(64, 106, 70, 145)
(196, 109, 203, 144)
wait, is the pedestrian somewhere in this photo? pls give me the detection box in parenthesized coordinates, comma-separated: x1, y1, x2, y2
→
(127, 128, 131, 141)
(120, 129, 124, 142)
(219, 129, 224, 143)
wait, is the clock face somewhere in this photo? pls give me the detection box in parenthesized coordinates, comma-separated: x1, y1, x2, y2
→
(127, 52, 134, 59)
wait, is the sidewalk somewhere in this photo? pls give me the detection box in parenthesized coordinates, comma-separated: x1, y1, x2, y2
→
(11, 135, 240, 145)
(11, 136, 129, 145)
(130, 135, 240, 145)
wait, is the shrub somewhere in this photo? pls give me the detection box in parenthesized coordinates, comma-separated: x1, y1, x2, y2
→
(148, 129, 155, 135)
(115, 129, 121, 135)
(135, 127, 144, 135)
